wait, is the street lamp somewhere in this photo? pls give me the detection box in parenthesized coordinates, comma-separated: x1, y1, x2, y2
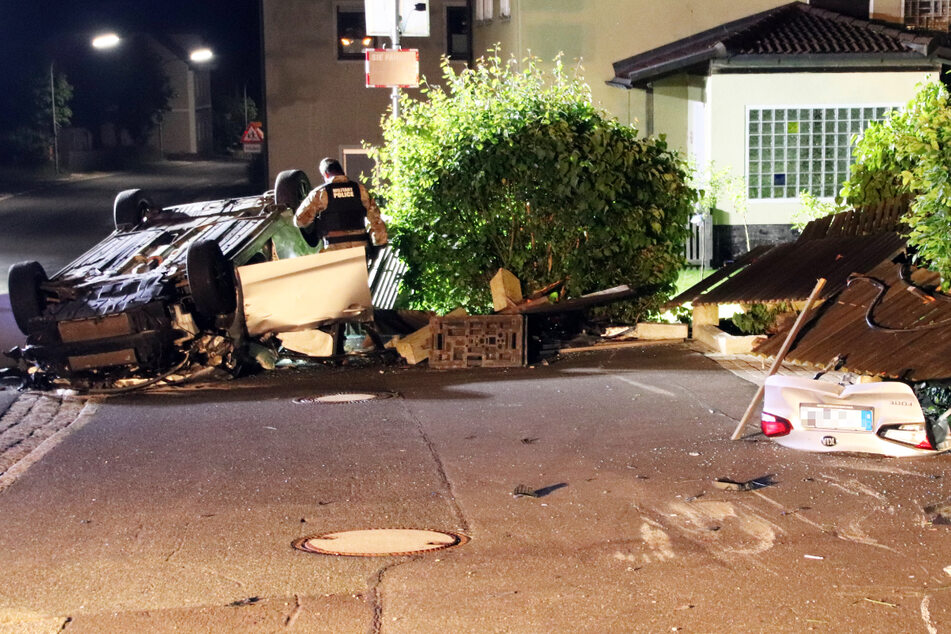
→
(189, 48, 214, 63)
(91, 32, 121, 49)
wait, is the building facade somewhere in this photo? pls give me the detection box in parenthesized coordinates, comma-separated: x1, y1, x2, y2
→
(261, 0, 472, 183)
(149, 35, 214, 157)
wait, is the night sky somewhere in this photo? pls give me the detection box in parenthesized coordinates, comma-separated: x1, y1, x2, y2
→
(2, 0, 262, 106)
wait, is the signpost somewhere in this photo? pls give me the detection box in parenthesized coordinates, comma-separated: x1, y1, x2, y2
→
(241, 121, 264, 154)
(365, 49, 419, 88)
(365, 0, 430, 37)
(364, 0, 429, 117)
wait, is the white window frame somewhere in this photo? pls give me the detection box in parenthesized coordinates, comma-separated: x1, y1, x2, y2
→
(341, 146, 375, 181)
(745, 104, 897, 201)
(475, 0, 493, 22)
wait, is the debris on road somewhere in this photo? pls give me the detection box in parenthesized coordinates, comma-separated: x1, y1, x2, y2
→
(512, 485, 539, 498)
(924, 502, 951, 525)
(712, 476, 773, 492)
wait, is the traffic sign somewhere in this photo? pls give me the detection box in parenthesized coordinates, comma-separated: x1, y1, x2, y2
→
(365, 0, 430, 37)
(365, 49, 419, 88)
(241, 121, 265, 143)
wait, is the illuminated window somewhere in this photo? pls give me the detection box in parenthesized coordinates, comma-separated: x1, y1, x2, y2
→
(746, 105, 893, 200)
(337, 7, 376, 60)
(500, 0, 511, 18)
(905, 0, 951, 28)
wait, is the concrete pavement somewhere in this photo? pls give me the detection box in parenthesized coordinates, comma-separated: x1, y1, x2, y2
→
(1, 344, 950, 632)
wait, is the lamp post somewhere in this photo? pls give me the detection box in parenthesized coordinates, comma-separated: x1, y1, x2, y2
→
(50, 62, 59, 173)
(391, 0, 400, 118)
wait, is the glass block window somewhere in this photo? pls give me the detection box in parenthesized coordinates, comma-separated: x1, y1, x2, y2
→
(747, 105, 893, 200)
(905, 0, 951, 28)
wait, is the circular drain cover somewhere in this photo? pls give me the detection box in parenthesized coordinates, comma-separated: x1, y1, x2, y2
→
(293, 392, 397, 404)
(293, 528, 469, 557)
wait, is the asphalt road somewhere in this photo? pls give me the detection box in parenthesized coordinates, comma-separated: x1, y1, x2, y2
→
(1, 344, 950, 632)
(0, 160, 259, 291)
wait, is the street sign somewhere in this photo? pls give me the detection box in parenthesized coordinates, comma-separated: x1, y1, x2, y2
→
(365, 0, 430, 37)
(241, 121, 264, 154)
(241, 122, 265, 143)
(365, 49, 419, 88)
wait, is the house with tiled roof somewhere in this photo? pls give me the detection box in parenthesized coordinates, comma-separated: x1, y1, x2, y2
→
(608, 2, 951, 264)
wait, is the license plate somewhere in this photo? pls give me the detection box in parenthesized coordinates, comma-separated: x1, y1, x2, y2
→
(800, 403, 874, 432)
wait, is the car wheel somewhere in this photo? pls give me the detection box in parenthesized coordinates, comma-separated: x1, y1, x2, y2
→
(8, 261, 47, 335)
(274, 169, 311, 208)
(114, 189, 154, 230)
(186, 240, 237, 320)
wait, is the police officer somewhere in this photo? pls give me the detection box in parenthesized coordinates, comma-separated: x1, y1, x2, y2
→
(294, 157, 388, 251)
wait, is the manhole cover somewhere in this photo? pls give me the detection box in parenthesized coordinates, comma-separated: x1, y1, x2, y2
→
(293, 392, 397, 404)
(293, 528, 469, 557)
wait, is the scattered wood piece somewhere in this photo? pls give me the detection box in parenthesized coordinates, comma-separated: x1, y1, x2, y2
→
(730, 277, 827, 441)
(558, 339, 668, 354)
(498, 295, 550, 314)
(491, 268, 523, 312)
(527, 279, 565, 300)
(390, 307, 467, 364)
(634, 322, 688, 341)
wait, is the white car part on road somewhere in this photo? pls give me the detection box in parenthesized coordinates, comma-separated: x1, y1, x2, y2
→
(238, 247, 372, 336)
(762, 375, 946, 457)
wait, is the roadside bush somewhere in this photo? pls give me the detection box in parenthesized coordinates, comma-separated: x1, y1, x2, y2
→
(369, 51, 696, 321)
(731, 303, 793, 335)
(839, 80, 951, 285)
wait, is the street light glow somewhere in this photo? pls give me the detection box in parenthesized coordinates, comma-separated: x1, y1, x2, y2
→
(91, 33, 121, 49)
(189, 48, 214, 63)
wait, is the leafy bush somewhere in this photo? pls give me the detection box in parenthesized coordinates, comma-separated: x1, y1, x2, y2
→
(369, 52, 696, 321)
(840, 81, 951, 285)
(731, 303, 792, 335)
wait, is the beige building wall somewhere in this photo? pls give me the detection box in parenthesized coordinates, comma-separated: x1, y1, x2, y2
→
(471, 0, 796, 141)
(262, 0, 467, 184)
(870, 0, 903, 21)
(149, 51, 214, 156)
(706, 70, 933, 225)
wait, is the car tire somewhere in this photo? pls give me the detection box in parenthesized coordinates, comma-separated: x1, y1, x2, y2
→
(114, 189, 154, 230)
(274, 169, 311, 208)
(186, 240, 237, 320)
(8, 261, 48, 335)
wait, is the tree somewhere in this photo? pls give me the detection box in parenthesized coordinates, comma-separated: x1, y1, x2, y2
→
(70, 38, 172, 146)
(0, 68, 73, 166)
(370, 52, 696, 321)
(839, 80, 951, 284)
(214, 93, 258, 153)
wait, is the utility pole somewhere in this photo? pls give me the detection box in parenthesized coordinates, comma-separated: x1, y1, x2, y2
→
(391, 0, 401, 118)
(50, 62, 60, 174)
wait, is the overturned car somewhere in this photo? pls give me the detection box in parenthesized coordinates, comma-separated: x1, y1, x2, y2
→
(6, 170, 384, 391)
(762, 375, 950, 457)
